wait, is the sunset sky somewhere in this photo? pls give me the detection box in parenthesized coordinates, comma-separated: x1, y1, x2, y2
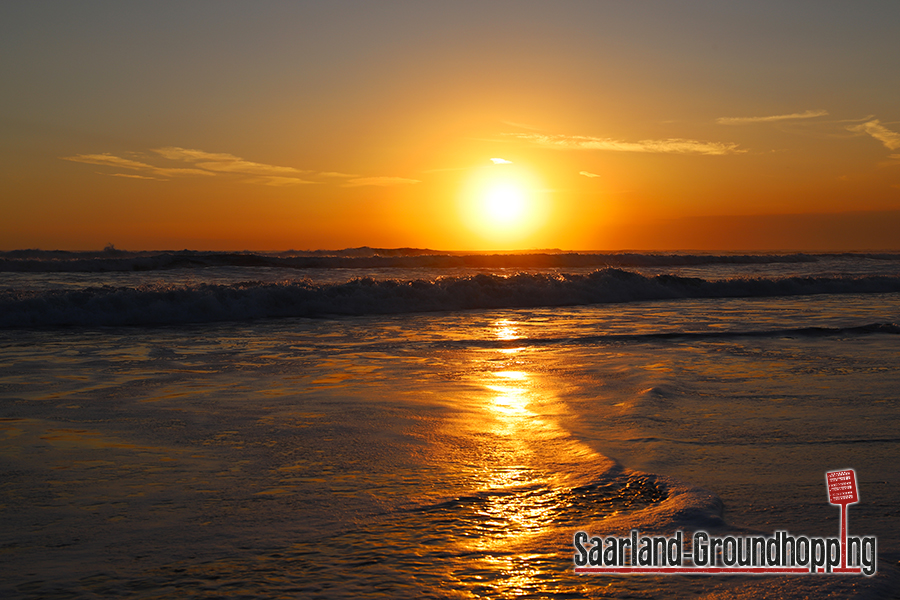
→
(2, 1, 899, 251)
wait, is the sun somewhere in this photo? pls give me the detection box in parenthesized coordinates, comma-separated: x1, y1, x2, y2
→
(460, 161, 545, 247)
(484, 183, 526, 225)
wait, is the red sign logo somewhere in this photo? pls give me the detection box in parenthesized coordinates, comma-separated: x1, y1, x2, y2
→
(826, 469, 858, 505)
(826, 469, 860, 572)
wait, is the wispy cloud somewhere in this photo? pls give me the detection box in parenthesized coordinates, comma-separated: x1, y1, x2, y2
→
(153, 147, 307, 176)
(245, 176, 318, 186)
(847, 120, 900, 150)
(343, 176, 421, 187)
(154, 167, 217, 177)
(318, 171, 358, 178)
(507, 133, 742, 155)
(152, 148, 236, 162)
(195, 160, 302, 175)
(64, 147, 420, 187)
(579, 171, 601, 178)
(109, 173, 161, 180)
(64, 148, 315, 184)
(64, 153, 157, 171)
(64, 153, 214, 178)
(716, 109, 829, 125)
(490, 157, 513, 164)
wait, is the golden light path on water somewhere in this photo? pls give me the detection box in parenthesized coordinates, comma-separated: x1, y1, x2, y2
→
(445, 318, 610, 596)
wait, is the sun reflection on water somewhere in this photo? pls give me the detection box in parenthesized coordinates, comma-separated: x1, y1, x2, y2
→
(487, 371, 531, 417)
(452, 319, 568, 592)
(493, 319, 521, 341)
(412, 316, 609, 595)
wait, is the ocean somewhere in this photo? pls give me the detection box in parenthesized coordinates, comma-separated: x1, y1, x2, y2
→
(1, 249, 898, 598)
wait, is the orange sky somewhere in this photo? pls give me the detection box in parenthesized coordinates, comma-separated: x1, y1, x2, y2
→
(2, 2, 899, 251)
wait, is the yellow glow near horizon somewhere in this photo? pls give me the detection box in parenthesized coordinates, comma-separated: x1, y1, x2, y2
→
(460, 163, 546, 247)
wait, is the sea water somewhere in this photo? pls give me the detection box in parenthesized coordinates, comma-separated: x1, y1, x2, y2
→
(1, 251, 898, 598)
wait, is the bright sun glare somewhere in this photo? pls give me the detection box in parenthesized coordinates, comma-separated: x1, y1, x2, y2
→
(484, 184, 526, 224)
(461, 162, 544, 246)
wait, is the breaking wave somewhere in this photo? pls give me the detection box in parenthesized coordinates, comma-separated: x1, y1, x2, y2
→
(2, 249, 899, 272)
(3, 268, 900, 328)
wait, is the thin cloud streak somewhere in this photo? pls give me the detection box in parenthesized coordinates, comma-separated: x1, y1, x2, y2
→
(343, 176, 421, 187)
(579, 171, 600, 178)
(507, 133, 742, 155)
(64, 148, 315, 184)
(65, 147, 419, 187)
(63, 154, 157, 171)
(194, 160, 302, 176)
(152, 148, 237, 162)
(848, 120, 900, 150)
(109, 173, 161, 180)
(154, 147, 306, 176)
(64, 154, 215, 178)
(156, 168, 216, 177)
(318, 171, 358, 178)
(244, 176, 317, 187)
(716, 109, 829, 125)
